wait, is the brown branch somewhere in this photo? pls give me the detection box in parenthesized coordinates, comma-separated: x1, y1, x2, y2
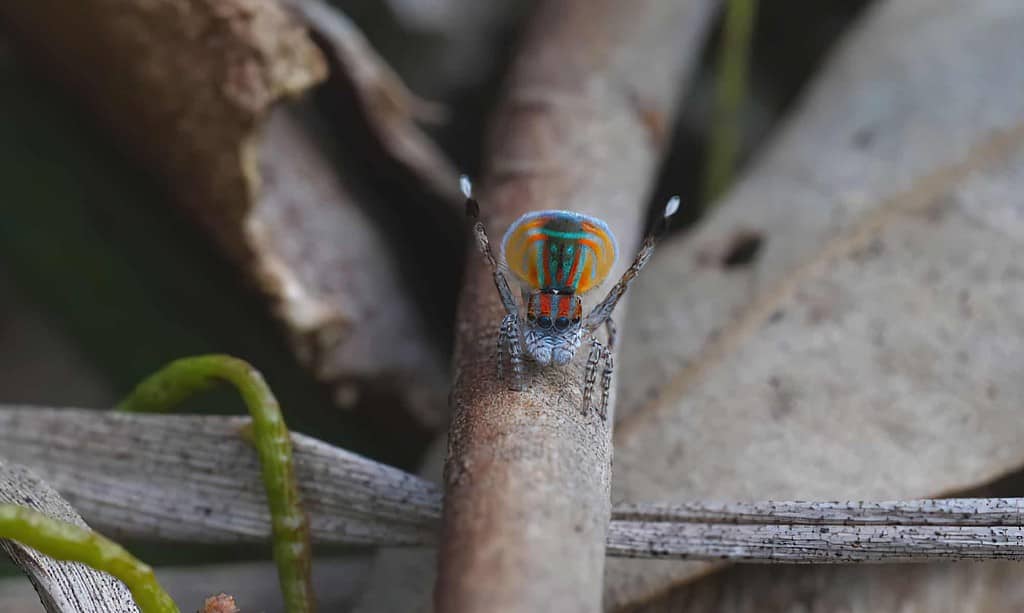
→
(438, 1, 709, 610)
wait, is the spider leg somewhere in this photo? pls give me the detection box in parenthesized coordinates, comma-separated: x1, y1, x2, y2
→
(496, 314, 511, 382)
(584, 196, 680, 333)
(582, 337, 602, 416)
(505, 314, 526, 391)
(462, 176, 519, 315)
(604, 318, 618, 352)
(599, 344, 614, 421)
(464, 176, 528, 392)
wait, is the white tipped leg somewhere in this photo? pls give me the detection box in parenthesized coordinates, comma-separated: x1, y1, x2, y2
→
(584, 196, 681, 333)
(664, 195, 681, 218)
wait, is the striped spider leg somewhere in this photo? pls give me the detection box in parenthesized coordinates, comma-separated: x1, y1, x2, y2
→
(580, 196, 680, 419)
(463, 176, 526, 390)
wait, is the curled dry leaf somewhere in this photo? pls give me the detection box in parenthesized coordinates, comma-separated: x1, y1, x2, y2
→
(611, 0, 1024, 607)
(252, 107, 449, 426)
(0, 0, 451, 426)
(0, 461, 140, 613)
(285, 0, 462, 204)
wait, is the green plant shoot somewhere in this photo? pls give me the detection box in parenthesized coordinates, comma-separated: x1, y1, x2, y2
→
(117, 355, 314, 613)
(704, 0, 758, 205)
(0, 504, 179, 613)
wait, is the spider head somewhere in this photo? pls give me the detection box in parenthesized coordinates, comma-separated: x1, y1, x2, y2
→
(522, 290, 583, 366)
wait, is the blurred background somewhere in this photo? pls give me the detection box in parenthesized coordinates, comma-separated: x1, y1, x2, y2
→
(0, 0, 870, 459)
(0, 0, 868, 578)
(19, 0, 1011, 609)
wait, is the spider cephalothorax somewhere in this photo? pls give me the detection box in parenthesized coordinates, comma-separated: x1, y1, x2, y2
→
(462, 176, 678, 419)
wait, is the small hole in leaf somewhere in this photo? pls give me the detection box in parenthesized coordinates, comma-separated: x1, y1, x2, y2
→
(721, 231, 765, 269)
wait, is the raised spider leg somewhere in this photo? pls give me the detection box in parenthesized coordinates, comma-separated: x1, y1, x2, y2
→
(604, 318, 618, 351)
(462, 175, 526, 391)
(582, 337, 603, 416)
(462, 176, 519, 316)
(582, 197, 678, 418)
(584, 196, 680, 333)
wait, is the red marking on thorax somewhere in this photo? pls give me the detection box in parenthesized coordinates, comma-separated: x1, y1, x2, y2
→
(556, 295, 571, 318)
(539, 293, 553, 316)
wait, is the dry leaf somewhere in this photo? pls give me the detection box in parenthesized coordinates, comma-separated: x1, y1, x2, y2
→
(0, 461, 140, 612)
(610, 0, 1024, 607)
(0, 0, 452, 425)
(252, 107, 449, 426)
(0, 558, 370, 613)
(288, 0, 463, 205)
(623, 562, 1024, 613)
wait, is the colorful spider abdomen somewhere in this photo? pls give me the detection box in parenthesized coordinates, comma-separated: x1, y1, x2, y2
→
(501, 211, 618, 296)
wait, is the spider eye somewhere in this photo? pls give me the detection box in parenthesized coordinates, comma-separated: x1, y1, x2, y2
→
(554, 317, 570, 330)
(537, 315, 552, 329)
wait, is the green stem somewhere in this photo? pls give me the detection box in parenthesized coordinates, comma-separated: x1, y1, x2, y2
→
(703, 0, 758, 206)
(0, 504, 179, 613)
(118, 355, 314, 613)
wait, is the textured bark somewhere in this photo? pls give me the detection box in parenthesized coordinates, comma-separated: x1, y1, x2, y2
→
(437, 1, 715, 611)
(607, 523, 1024, 562)
(613, 499, 1024, 526)
(0, 461, 139, 613)
(0, 0, 452, 426)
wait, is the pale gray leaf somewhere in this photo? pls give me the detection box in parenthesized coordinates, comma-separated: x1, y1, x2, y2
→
(0, 408, 440, 547)
(0, 461, 139, 613)
(5, 409, 1023, 566)
(0, 557, 371, 613)
(611, 0, 1024, 607)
